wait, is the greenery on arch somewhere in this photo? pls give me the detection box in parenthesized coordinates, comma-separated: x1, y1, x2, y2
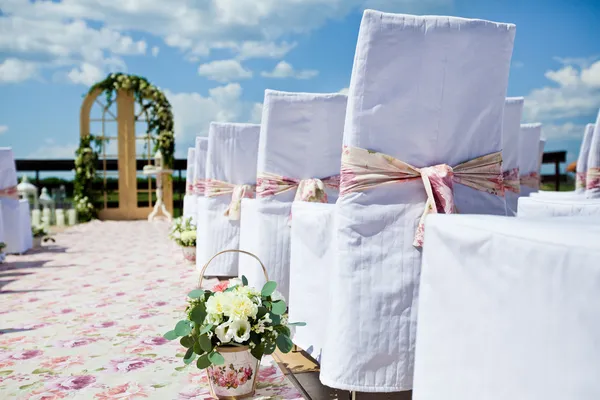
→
(73, 73, 175, 222)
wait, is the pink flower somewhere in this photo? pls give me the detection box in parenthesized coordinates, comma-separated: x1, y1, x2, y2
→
(92, 321, 116, 328)
(58, 338, 98, 348)
(26, 389, 66, 400)
(41, 356, 84, 371)
(95, 383, 149, 399)
(141, 337, 167, 346)
(109, 358, 154, 373)
(11, 349, 43, 360)
(124, 345, 152, 354)
(0, 360, 14, 368)
(177, 386, 210, 399)
(212, 281, 229, 292)
(47, 375, 96, 391)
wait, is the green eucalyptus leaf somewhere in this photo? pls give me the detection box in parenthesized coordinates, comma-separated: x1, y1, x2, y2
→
(242, 275, 248, 286)
(209, 351, 225, 366)
(180, 336, 194, 348)
(287, 322, 307, 327)
(271, 300, 287, 315)
(263, 301, 271, 309)
(183, 348, 196, 364)
(275, 325, 291, 337)
(199, 334, 213, 353)
(188, 289, 204, 299)
(270, 314, 281, 325)
(256, 306, 268, 319)
(196, 354, 211, 369)
(264, 340, 277, 355)
(193, 341, 204, 355)
(199, 324, 213, 335)
(276, 334, 294, 353)
(163, 330, 178, 340)
(174, 320, 192, 337)
(261, 281, 277, 297)
(251, 343, 265, 360)
(190, 304, 207, 325)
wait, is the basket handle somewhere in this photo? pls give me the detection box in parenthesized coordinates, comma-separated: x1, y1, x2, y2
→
(198, 249, 269, 288)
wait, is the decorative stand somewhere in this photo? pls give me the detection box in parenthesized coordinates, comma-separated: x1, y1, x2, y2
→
(143, 165, 173, 222)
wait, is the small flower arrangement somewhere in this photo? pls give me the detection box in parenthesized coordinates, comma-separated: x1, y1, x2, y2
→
(163, 276, 305, 369)
(32, 225, 49, 238)
(169, 217, 196, 248)
(0, 242, 6, 263)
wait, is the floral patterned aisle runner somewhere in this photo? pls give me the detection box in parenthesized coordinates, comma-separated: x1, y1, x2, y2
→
(0, 221, 303, 399)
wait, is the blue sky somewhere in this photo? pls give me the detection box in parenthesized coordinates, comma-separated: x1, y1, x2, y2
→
(1, 0, 599, 174)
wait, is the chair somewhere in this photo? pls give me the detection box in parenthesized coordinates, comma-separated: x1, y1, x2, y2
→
(518, 195, 600, 217)
(502, 97, 524, 216)
(518, 123, 543, 196)
(193, 137, 208, 269)
(586, 109, 600, 199)
(238, 90, 346, 299)
(413, 214, 600, 400)
(533, 123, 594, 199)
(320, 10, 515, 392)
(182, 147, 196, 222)
(200, 123, 260, 276)
(0, 147, 33, 254)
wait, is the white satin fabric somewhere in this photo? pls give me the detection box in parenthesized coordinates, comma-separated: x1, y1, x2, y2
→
(518, 123, 543, 197)
(238, 90, 346, 299)
(183, 147, 196, 223)
(518, 196, 600, 217)
(413, 214, 600, 400)
(321, 10, 515, 392)
(502, 97, 524, 215)
(199, 123, 260, 276)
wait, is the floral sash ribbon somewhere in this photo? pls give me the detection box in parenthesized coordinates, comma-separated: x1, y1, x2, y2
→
(205, 179, 255, 220)
(194, 179, 207, 196)
(576, 172, 586, 191)
(586, 167, 600, 191)
(186, 183, 195, 196)
(520, 172, 540, 190)
(256, 172, 340, 203)
(502, 168, 520, 194)
(340, 146, 504, 247)
(0, 186, 19, 199)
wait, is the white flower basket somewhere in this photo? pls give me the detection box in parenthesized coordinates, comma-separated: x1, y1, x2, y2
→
(181, 245, 196, 264)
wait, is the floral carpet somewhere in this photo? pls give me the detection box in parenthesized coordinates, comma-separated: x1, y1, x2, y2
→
(0, 220, 303, 400)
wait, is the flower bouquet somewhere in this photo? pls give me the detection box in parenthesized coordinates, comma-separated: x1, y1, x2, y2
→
(164, 250, 305, 399)
(0, 242, 5, 263)
(169, 217, 196, 263)
(31, 225, 55, 248)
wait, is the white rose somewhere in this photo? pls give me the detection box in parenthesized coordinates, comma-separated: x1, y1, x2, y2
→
(206, 292, 231, 316)
(228, 295, 258, 320)
(230, 319, 251, 343)
(228, 278, 243, 288)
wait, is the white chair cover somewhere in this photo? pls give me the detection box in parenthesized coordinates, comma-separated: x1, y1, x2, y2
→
(534, 123, 594, 199)
(238, 90, 346, 300)
(502, 97, 524, 216)
(200, 123, 260, 276)
(518, 123, 543, 196)
(586, 109, 600, 199)
(321, 10, 515, 392)
(0, 147, 33, 254)
(194, 137, 208, 270)
(413, 214, 600, 400)
(518, 196, 600, 217)
(182, 147, 196, 222)
(288, 202, 335, 361)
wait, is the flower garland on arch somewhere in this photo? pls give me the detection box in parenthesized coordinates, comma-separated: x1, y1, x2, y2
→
(73, 73, 175, 222)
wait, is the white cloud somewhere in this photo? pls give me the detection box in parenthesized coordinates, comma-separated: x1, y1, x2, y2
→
(339, 87, 349, 95)
(0, 125, 8, 135)
(261, 61, 318, 80)
(0, 0, 446, 83)
(151, 46, 160, 57)
(541, 122, 587, 140)
(165, 83, 259, 153)
(27, 139, 78, 159)
(66, 63, 106, 86)
(523, 59, 600, 121)
(198, 59, 252, 82)
(0, 58, 38, 83)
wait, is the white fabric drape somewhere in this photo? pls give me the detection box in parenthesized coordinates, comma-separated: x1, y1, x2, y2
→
(194, 137, 209, 270)
(238, 90, 346, 299)
(502, 97, 524, 215)
(183, 147, 196, 222)
(320, 10, 515, 392)
(518, 123, 543, 196)
(518, 196, 600, 217)
(586, 108, 600, 199)
(413, 214, 600, 400)
(199, 123, 260, 276)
